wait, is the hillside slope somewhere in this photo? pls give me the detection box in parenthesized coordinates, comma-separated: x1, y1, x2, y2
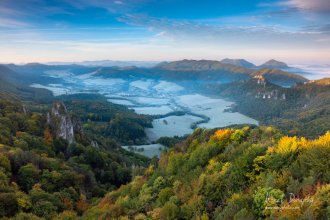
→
(84, 127, 330, 219)
(0, 65, 53, 101)
(0, 92, 152, 219)
(251, 68, 307, 87)
(212, 77, 330, 138)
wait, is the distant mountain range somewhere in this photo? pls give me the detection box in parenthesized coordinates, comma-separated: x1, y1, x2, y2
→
(218, 58, 289, 69)
(5, 58, 322, 80)
(46, 60, 159, 67)
(1, 59, 308, 87)
(156, 59, 249, 72)
(154, 59, 307, 86)
(157, 58, 292, 70)
(4, 58, 292, 69)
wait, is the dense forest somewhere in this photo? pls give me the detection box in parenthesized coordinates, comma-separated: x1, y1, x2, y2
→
(84, 127, 330, 220)
(0, 92, 152, 219)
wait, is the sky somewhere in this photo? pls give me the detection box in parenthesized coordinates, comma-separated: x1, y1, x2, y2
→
(0, 0, 330, 64)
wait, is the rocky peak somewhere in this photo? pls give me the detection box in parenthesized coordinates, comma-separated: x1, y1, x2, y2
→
(50, 102, 68, 116)
(253, 75, 267, 86)
(47, 102, 82, 144)
(250, 76, 286, 100)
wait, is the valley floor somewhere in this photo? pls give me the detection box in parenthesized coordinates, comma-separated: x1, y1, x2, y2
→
(30, 70, 258, 158)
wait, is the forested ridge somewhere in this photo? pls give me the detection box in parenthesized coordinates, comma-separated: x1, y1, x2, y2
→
(0, 92, 152, 219)
(85, 127, 330, 220)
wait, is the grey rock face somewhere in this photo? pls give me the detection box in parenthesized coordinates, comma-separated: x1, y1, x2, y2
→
(47, 102, 75, 143)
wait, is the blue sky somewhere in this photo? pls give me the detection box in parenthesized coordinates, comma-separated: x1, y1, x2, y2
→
(0, 0, 329, 64)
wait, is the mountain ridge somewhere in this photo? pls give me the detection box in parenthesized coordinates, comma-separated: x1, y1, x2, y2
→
(220, 58, 256, 68)
(154, 59, 306, 86)
(259, 59, 289, 69)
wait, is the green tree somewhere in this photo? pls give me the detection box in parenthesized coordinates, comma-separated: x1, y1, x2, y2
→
(18, 163, 40, 191)
(157, 187, 174, 206)
(253, 187, 284, 219)
(13, 212, 42, 220)
(32, 200, 57, 219)
(159, 202, 180, 220)
(0, 193, 18, 217)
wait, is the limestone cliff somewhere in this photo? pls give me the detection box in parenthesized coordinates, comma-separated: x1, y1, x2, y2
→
(47, 102, 82, 143)
(251, 75, 286, 100)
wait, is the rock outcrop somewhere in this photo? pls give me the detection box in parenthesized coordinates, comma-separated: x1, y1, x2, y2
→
(251, 75, 286, 100)
(253, 75, 267, 87)
(254, 90, 286, 100)
(47, 102, 82, 143)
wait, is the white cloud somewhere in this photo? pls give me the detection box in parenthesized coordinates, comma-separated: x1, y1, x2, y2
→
(0, 18, 29, 28)
(285, 0, 330, 12)
(118, 14, 328, 48)
(64, 0, 147, 13)
(154, 31, 166, 37)
(114, 1, 124, 5)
